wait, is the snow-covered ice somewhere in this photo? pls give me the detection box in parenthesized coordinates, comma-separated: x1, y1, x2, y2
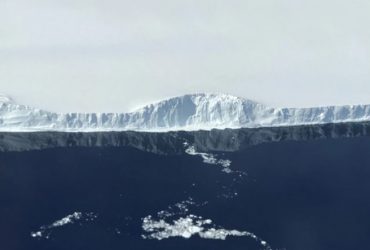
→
(2, 93, 370, 132)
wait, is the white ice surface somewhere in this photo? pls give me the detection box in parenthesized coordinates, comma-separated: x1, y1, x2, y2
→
(2, 93, 370, 132)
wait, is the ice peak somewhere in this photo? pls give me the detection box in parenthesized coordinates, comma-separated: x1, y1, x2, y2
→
(133, 93, 259, 112)
(0, 94, 13, 104)
(1, 92, 370, 132)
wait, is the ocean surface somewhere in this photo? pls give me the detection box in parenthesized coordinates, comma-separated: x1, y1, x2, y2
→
(1, 122, 370, 250)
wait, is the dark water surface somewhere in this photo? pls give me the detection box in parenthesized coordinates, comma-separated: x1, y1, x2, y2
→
(1, 123, 370, 250)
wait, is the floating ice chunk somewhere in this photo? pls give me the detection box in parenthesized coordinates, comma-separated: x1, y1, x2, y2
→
(185, 145, 234, 173)
(31, 231, 43, 238)
(142, 215, 245, 241)
(51, 212, 82, 227)
(142, 199, 273, 249)
(30, 212, 97, 239)
(218, 159, 232, 168)
(199, 228, 248, 240)
(155, 198, 197, 219)
(141, 214, 272, 249)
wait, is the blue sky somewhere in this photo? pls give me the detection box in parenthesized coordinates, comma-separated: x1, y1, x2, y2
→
(1, 0, 370, 112)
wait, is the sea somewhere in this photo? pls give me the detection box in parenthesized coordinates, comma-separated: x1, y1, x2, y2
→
(1, 122, 370, 250)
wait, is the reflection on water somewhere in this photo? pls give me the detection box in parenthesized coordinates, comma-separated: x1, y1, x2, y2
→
(1, 122, 370, 153)
(1, 122, 370, 250)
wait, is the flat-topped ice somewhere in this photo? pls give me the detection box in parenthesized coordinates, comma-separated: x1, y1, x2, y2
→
(0, 93, 370, 132)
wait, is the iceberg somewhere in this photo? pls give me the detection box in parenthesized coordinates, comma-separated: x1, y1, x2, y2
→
(1, 93, 370, 132)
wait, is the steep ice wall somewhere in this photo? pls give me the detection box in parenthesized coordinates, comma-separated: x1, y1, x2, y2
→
(0, 93, 370, 132)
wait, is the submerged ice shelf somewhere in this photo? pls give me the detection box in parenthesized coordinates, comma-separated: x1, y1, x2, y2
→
(1, 93, 370, 132)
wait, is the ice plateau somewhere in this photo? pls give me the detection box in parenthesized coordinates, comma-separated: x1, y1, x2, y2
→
(1, 93, 370, 132)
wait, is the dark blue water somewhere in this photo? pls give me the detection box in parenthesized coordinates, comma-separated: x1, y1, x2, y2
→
(1, 123, 370, 250)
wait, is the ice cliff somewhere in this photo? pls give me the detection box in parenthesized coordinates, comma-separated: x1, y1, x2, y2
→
(1, 93, 370, 132)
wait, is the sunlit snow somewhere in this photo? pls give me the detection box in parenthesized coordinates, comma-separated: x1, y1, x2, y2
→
(1, 93, 370, 132)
